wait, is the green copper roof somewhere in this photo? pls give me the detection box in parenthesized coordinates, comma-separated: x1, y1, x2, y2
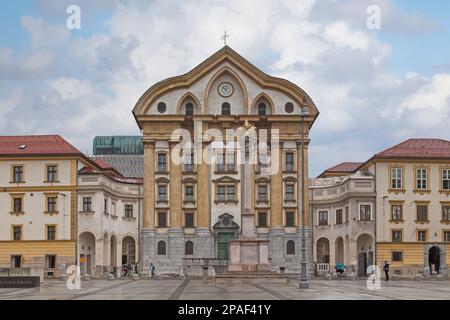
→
(93, 136, 143, 155)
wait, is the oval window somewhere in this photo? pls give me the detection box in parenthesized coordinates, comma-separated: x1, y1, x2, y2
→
(285, 102, 294, 113)
(157, 102, 167, 113)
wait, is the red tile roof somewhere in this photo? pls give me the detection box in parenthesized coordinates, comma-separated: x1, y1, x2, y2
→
(374, 138, 450, 159)
(0, 135, 82, 156)
(93, 159, 114, 170)
(324, 162, 364, 173)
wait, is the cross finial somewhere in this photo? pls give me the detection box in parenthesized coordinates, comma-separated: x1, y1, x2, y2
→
(221, 31, 230, 46)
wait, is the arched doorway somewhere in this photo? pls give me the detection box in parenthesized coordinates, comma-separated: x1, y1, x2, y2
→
(212, 213, 239, 260)
(79, 232, 95, 276)
(122, 236, 136, 267)
(357, 233, 374, 277)
(317, 238, 330, 273)
(429, 246, 441, 274)
(335, 237, 344, 265)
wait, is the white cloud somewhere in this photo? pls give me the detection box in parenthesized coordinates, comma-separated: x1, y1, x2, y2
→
(48, 77, 92, 101)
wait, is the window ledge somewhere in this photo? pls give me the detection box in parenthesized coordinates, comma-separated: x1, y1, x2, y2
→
(79, 211, 95, 215)
(43, 181, 60, 183)
(183, 200, 196, 205)
(103, 212, 109, 216)
(214, 171, 238, 175)
(283, 170, 297, 174)
(284, 199, 296, 204)
(256, 200, 269, 204)
(388, 189, 406, 194)
(389, 220, 404, 224)
(44, 211, 59, 216)
(440, 220, 450, 225)
(10, 212, 25, 216)
(358, 220, 373, 223)
(155, 171, 169, 175)
(111, 215, 118, 220)
(317, 224, 330, 227)
(439, 190, 450, 194)
(413, 189, 431, 194)
(10, 181, 26, 184)
(122, 217, 136, 221)
(214, 200, 238, 204)
(414, 220, 430, 224)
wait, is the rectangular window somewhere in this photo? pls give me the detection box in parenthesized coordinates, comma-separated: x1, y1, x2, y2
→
(46, 165, 58, 182)
(158, 153, 167, 172)
(443, 206, 450, 222)
(417, 230, 427, 242)
(46, 225, 56, 240)
(226, 185, 235, 202)
(285, 153, 294, 171)
(345, 206, 349, 222)
(336, 209, 343, 225)
(417, 205, 428, 222)
(391, 167, 402, 189)
(11, 255, 22, 268)
(13, 197, 23, 213)
(158, 185, 167, 202)
(46, 255, 56, 269)
(285, 184, 295, 201)
(185, 185, 194, 202)
(359, 205, 371, 221)
(217, 185, 226, 202)
(318, 211, 328, 226)
(258, 185, 268, 202)
(83, 197, 92, 212)
(158, 212, 167, 228)
(104, 198, 108, 213)
(183, 153, 194, 172)
(226, 153, 235, 172)
(217, 153, 225, 173)
(12, 165, 24, 183)
(124, 205, 133, 218)
(286, 211, 295, 227)
(392, 251, 403, 262)
(185, 212, 194, 228)
(13, 226, 22, 241)
(443, 169, 450, 190)
(258, 211, 267, 227)
(47, 196, 57, 213)
(392, 230, 402, 242)
(444, 231, 450, 242)
(416, 168, 428, 190)
(391, 204, 403, 221)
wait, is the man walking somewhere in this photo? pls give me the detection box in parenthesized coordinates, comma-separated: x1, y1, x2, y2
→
(383, 261, 390, 281)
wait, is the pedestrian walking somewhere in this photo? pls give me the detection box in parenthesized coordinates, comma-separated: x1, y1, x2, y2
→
(383, 261, 390, 281)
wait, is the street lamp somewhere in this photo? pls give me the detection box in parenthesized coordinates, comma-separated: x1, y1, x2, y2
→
(299, 96, 310, 289)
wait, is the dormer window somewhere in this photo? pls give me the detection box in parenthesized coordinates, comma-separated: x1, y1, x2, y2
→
(221, 102, 231, 115)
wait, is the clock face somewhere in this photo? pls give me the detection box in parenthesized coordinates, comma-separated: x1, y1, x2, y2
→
(218, 82, 234, 97)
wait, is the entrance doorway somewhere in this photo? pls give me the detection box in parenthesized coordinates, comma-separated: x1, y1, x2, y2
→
(218, 233, 234, 259)
(429, 246, 440, 274)
(358, 253, 367, 277)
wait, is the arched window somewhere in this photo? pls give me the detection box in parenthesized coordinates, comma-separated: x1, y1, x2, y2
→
(286, 240, 295, 255)
(185, 102, 194, 116)
(221, 102, 231, 115)
(258, 102, 267, 116)
(157, 241, 166, 255)
(185, 241, 194, 255)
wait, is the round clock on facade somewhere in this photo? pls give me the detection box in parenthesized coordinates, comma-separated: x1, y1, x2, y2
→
(218, 82, 234, 97)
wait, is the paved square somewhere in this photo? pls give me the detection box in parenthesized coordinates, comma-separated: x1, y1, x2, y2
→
(0, 278, 449, 300)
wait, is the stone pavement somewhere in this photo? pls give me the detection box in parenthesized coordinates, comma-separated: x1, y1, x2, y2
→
(0, 279, 449, 300)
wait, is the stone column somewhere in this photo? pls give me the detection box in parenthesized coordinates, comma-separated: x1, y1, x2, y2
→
(116, 240, 123, 278)
(103, 240, 110, 273)
(270, 143, 283, 228)
(95, 239, 104, 276)
(329, 239, 336, 269)
(197, 141, 210, 230)
(143, 140, 155, 229)
(349, 239, 357, 272)
(440, 246, 448, 277)
(169, 141, 182, 229)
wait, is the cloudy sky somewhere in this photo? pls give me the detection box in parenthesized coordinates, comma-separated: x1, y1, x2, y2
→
(1, 0, 449, 177)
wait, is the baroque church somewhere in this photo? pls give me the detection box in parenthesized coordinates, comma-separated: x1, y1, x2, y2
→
(133, 46, 319, 274)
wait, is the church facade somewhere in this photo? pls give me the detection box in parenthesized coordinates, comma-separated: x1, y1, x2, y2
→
(133, 46, 319, 274)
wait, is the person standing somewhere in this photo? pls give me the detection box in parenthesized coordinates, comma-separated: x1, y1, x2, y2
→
(149, 263, 156, 278)
(383, 261, 390, 281)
